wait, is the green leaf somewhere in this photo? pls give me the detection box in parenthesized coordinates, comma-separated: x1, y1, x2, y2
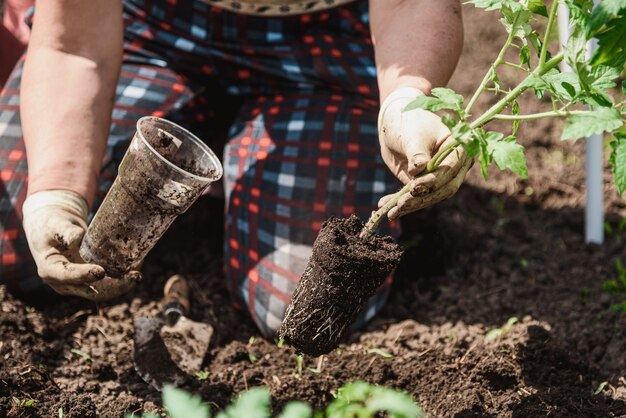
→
(500, 7, 533, 40)
(587, 0, 626, 34)
(527, 31, 542, 55)
(542, 71, 581, 102)
(465, 0, 508, 11)
(404, 88, 465, 119)
(561, 108, 624, 140)
(450, 121, 473, 146)
(595, 381, 609, 395)
(589, 65, 620, 90)
(487, 135, 528, 179)
(521, 73, 548, 97)
(436, 87, 466, 117)
(431, 87, 465, 109)
(565, 22, 588, 74)
(70, 348, 92, 362)
(367, 387, 425, 418)
(512, 100, 521, 136)
(327, 382, 423, 418)
(519, 45, 531, 66)
(463, 138, 481, 158)
(526, 0, 548, 16)
(610, 136, 626, 194)
(216, 387, 271, 418)
(277, 402, 312, 418)
(590, 12, 626, 69)
(490, 66, 502, 93)
(441, 115, 459, 129)
(334, 381, 371, 403)
(163, 385, 210, 418)
(404, 96, 452, 113)
(477, 131, 491, 180)
(124, 414, 160, 418)
(366, 348, 394, 359)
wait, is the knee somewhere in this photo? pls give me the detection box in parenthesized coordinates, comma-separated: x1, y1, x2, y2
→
(226, 242, 312, 337)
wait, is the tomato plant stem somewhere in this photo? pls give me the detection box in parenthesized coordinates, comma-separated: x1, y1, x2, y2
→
(539, 0, 560, 69)
(464, 14, 519, 115)
(360, 51, 565, 239)
(492, 109, 590, 120)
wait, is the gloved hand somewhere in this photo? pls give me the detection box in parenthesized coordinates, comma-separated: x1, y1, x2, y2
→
(22, 190, 141, 301)
(378, 87, 472, 219)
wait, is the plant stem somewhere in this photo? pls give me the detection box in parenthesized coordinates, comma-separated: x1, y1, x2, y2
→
(464, 13, 520, 115)
(492, 109, 590, 121)
(359, 51, 565, 239)
(539, 0, 560, 68)
(502, 61, 529, 71)
(471, 52, 564, 128)
(426, 138, 457, 172)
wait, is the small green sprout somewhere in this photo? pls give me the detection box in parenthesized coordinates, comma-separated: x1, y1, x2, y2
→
(294, 354, 304, 379)
(604, 217, 626, 241)
(126, 381, 422, 418)
(594, 381, 609, 395)
(70, 348, 92, 362)
(580, 287, 590, 304)
(246, 336, 258, 363)
(12, 397, 38, 408)
(366, 348, 394, 359)
(485, 317, 518, 341)
(602, 260, 626, 312)
(195, 369, 210, 381)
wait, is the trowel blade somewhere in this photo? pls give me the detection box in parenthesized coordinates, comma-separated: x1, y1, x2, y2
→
(160, 316, 213, 376)
(133, 317, 188, 391)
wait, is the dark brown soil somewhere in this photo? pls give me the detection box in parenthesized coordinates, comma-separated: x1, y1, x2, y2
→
(279, 215, 403, 356)
(3, 4, 626, 418)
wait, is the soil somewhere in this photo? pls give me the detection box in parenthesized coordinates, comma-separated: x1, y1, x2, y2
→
(3, 4, 626, 418)
(279, 215, 403, 356)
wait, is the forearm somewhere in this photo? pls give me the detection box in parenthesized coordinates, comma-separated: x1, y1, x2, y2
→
(21, 0, 123, 208)
(370, 0, 464, 102)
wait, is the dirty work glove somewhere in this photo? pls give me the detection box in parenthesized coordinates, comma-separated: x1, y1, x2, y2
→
(22, 190, 141, 301)
(378, 87, 472, 219)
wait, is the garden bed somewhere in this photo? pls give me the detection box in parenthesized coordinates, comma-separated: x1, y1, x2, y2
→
(2, 5, 626, 417)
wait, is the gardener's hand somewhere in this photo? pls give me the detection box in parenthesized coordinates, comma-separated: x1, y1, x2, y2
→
(22, 190, 141, 301)
(378, 87, 471, 219)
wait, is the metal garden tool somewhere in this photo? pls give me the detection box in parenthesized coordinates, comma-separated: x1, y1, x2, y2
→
(133, 274, 213, 390)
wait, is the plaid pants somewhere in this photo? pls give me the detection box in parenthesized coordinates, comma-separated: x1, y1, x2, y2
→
(0, 0, 400, 336)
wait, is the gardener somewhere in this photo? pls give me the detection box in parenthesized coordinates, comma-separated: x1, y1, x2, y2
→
(0, 0, 466, 337)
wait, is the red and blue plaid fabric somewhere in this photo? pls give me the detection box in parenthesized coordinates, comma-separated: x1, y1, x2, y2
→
(0, 0, 400, 336)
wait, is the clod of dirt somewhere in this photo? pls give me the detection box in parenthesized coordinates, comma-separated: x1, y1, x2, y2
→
(279, 215, 403, 356)
(52, 393, 97, 418)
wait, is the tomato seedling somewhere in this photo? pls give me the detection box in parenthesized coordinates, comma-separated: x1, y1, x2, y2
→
(362, 0, 626, 237)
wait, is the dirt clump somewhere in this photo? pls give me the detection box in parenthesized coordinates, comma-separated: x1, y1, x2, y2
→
(279, 215, 403, 356)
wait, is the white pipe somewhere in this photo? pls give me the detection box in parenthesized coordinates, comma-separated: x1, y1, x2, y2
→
(557, 3, 572, 73)
(585, 36, 604, 244)
(586, 134, 604, 243)
(557, 1, 604, 244)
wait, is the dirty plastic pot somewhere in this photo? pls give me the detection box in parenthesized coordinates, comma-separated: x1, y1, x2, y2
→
(79, 117, 223, 277)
